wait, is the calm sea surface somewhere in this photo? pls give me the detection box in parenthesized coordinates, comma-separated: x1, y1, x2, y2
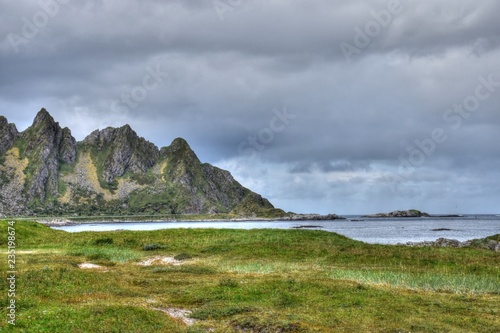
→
(53, 215, 500, 245)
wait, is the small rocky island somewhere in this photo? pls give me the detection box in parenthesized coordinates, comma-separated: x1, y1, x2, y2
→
(363, 209, 430, 218)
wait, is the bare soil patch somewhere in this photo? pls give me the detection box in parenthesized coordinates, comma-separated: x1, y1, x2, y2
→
(153, 307, 195, 326)
(137, 256, 184, 266)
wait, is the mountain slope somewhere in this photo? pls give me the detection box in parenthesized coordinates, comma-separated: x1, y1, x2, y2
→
(0, 116, 19, 155)
(0, 109, 285, 218)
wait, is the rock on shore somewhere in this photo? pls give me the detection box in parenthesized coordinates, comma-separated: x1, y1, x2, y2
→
(403, 235, 500, 252)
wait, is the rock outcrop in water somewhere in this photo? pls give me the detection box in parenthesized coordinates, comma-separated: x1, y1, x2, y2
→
(0, 109, 285, 218)
(363, 209, 430, 218)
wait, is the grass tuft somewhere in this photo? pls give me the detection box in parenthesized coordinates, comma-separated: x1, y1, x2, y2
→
(67, 246, 142, 263)
(174, 252, 192, 261)
(141, 243, 167, 251)
(190, 305, 254, 320)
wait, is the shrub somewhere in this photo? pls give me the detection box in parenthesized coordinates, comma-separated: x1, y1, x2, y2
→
(141, 243, 166, 251)
(94, 237, 113, 245)
(218, 278, 239, 288)
(174, 253, 192, 261)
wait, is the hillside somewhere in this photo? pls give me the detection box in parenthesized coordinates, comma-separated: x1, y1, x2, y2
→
(0, 109, 285, 218)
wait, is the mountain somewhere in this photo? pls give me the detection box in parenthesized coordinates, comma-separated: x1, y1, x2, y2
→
(0, 109, 285, 218)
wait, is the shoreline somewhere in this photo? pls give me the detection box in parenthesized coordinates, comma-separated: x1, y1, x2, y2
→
(37, 218, 282, 227)
(11, 213, 347, 226)
(34, 218, 500, 252)
(7, 212, 499, 227)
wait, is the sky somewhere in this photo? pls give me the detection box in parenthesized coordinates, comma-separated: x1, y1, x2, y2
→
(1, 0, 499, 215)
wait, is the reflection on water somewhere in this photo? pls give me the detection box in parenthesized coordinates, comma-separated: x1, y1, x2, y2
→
(53, 215, 500, 245)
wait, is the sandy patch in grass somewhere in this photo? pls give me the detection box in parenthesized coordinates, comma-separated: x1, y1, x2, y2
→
(153, 307, 195, 326)
(78, 262, 106, 270)
(137, 256, 184, 266)
(0, 249, 61, 254)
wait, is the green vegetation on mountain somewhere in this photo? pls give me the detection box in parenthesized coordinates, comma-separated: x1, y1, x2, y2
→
(0, 109, 284, 218)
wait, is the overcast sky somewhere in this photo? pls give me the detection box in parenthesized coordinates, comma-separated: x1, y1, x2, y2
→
(1, 0, 499, 214)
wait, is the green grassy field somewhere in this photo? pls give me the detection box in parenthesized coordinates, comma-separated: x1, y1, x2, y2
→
(1, 220, 499, 332)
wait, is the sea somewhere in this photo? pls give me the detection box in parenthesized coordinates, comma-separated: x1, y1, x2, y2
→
(52, 215, 500, 245)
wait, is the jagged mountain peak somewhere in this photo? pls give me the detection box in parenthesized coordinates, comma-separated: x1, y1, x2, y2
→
(0, 109, 284, 218)
(167, 137, 194, 155)
(22, 108, 65, 148)
(161, 137, 200, 163)
(81, 123, 160, 183)
(83, 124, 151, 147)
(0, 115, 18, 135)
(32, 108, 56, 127)
(22, 108, 71, 147)
(12, 109, 78, 202)
(119, 123, 133, 132)
(171, 137, 190, 147)
(0, 115, 19, 155)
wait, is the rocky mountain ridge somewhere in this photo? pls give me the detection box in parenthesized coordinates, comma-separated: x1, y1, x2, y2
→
(0, 109, 284, 217)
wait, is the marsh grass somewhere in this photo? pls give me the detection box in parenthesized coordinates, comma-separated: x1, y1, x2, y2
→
(66, 246, 142, 263)
(330, 269, 500, 294)
(214, 260, 320, 275)
(141, 243, 167, 251)
(1, 220, 499, 332)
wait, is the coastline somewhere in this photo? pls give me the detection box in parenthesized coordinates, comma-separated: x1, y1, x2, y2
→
(32, 216, 500, 252)
(30, 213, 346, 226)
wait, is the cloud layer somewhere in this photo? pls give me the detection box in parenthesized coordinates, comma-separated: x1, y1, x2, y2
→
(1, 0, 499, 214)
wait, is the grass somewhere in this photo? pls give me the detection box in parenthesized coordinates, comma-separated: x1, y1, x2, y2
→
(330, 269, 499, 294)
(66, 246, 143, 263)
(0, 220, 499, 332)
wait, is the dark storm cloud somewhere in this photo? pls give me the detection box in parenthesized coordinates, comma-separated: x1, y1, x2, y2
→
(0, 0, 499, 213)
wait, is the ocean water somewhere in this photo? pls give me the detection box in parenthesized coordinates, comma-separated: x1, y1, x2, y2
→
(52, 215, 500, 245)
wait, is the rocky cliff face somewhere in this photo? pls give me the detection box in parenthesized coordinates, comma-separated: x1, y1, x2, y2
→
(157, 138, 249, 213)
(82, 125, 159, 183)
(20, 109, 77, 202)
(0, 109, 284, 218)
(0, 116, 19, 155)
